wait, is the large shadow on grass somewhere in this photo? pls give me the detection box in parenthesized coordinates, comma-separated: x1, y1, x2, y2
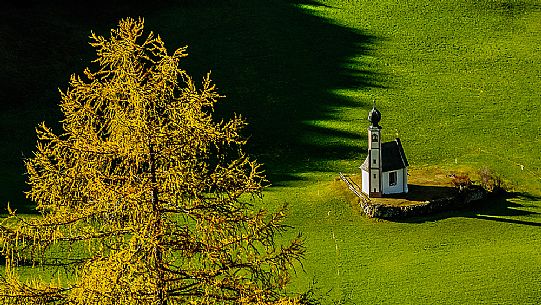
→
(467, 192, 541, 227)
(155, 0, 380, 184)
(398, 191, 541, 227)
(0, 0, 380, 211)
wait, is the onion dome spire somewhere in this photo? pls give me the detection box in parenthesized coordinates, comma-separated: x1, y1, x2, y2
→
(368, 101, 381, 128)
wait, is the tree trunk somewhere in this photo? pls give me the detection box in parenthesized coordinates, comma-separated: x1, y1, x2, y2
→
(149, 143, 167, 305)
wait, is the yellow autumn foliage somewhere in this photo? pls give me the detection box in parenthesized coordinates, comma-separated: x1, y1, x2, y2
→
(0, 18, 305, 305)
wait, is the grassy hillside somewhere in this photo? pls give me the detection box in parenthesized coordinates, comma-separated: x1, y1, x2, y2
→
(267, 180, 540, 304)
(1, 0, 540, 303)
(296, 0, 541, 190)
(281, 1, 541, 303)
(283, 1, 541, 303)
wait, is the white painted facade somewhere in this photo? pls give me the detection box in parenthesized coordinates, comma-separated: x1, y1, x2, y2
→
(361, 167, 408, 195)
(362, 170, 369, 195)
(381, 168, 408, 194)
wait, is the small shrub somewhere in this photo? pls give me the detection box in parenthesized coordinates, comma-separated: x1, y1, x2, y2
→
(478, 167, 506, 194)
(450, 173, 472, 191)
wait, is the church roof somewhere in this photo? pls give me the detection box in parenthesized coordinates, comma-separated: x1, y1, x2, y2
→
(360, 156, 369, 171)
(381, 138, 409, 172)
(360, 138, 408, 172)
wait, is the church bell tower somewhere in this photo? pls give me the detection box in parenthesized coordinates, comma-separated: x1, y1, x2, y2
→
(367, 104, 382, 197)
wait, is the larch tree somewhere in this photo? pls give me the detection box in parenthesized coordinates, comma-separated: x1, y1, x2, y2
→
(0, 18, 305, 305)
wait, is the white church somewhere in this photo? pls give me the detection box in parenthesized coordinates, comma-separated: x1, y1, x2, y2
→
(361, 104, 409, 198)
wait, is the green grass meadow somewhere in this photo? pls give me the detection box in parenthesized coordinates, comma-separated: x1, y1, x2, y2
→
(1, 0, 540, 303)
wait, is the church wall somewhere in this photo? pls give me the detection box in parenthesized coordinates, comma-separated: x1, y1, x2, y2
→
(362, 169, 370, 195)
(382, 168, 407, 194)
(403, 167, 408, 193)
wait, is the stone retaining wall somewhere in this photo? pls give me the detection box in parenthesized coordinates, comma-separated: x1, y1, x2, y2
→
(360, 186, 487, 219)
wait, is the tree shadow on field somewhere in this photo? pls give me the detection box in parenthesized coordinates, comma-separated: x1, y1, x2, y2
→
(397, 191, 541, 227)
(157, 0, 380, 184)
(467, 192, 541, 227)
(0, 0, 380, 212)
